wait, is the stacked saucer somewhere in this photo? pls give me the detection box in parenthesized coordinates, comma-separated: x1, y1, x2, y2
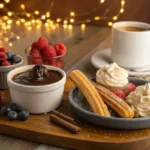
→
(91, 48, 150, 77)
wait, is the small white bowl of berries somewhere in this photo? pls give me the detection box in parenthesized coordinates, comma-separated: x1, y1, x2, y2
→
(25, 36, 66, 69)
(0, 47, 23, 89)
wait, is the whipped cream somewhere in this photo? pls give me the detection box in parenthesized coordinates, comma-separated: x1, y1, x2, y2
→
(96, 62, 128, 88)
(126, 83, 150, 117)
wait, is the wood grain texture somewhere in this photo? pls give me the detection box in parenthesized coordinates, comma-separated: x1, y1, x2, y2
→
(1, 27, 150, 149)
(0, 135, 38, 150)
(36, 145, 67, 150)
(0, 0, 150, 149)
(1, 23, 150, 150)
(1, 77, 150, 150)
(0, 25, 110, 150)
(64, 26, 111, 71)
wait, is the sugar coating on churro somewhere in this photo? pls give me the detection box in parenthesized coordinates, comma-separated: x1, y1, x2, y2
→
(92, 81, 134, 118)
(69, 70, 110, 117)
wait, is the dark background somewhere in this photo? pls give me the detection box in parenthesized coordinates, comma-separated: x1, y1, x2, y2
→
(0, 0, 150, 25)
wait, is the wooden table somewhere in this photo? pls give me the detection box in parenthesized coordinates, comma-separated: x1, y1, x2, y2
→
(0, 25, 112, 150)
(2, 24, 150, 150)
(0, 25, 126, 150)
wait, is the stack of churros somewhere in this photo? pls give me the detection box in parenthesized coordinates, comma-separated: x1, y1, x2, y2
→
(69, 70, 134, 118)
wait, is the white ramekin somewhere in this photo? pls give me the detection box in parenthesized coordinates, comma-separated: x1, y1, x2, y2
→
(7, 65, 66, 114)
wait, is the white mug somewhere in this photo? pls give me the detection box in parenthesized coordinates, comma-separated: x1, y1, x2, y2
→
(111, 21, 150, 68)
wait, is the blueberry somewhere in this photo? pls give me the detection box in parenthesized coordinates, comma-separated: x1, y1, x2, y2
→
(8, 60, 12, 64)
(18, 111, 30, 121)
(1, 106, 12, 115)
(6, 52, 13, 60)
(12, 54, 16, 58)
(8, 111, 18, 121)
(8, 103, 18, 111)
(11, 55, 16, 61)
(12, 55, 21, 63)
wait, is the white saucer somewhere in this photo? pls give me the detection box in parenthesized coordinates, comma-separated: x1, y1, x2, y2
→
(91, 48, 150, 76)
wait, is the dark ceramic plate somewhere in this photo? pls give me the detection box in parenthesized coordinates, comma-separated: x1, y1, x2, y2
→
(69, 77, 150, 129)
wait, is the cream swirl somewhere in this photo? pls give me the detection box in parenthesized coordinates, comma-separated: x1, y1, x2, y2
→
(126, 83, 150, 117)
(96, 62, 128, 88)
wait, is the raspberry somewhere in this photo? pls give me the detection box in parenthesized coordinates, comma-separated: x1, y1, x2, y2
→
(37, 36, 48, 49)
(0, 52, 7, 61)
(124, 83, 136, 96)
(44, 61, 49, 65)
(44, 58, 56, 66)
(126, 83, 136, 92)
(0, 47, 6, 52)
(29, 57, 43, 64)
(2, 60, 11, 66)
(30, 49, 42, 57)
(29, 49, 43, 64)
(55, 43, 66, 56)
(113, 90, 126, 99)
(55, 60, 63, 69)
(31, 42, 38, 49)
(29, 58, 44, 65)
(41, 45, 56, 57)
(58, 57, 63, 61)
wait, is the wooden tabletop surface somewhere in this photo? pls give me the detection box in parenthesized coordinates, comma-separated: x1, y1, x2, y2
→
(0, 25, 111, 150)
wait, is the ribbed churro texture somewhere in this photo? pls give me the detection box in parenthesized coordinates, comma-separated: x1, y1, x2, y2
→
(92, 81, 134, 118)
(69, 70, 110, 117)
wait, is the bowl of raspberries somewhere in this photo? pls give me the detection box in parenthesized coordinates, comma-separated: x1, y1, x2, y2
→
(25, 36, 66, 69)
(0, 47, 23, 90)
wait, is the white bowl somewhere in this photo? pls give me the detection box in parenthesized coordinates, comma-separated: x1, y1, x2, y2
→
(0, 55, 23, 89)
(7, 65, 66, 114)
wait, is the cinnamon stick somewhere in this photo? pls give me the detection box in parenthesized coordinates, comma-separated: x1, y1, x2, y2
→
(50, 114, 80, 134)
(51, 110, 75, 124)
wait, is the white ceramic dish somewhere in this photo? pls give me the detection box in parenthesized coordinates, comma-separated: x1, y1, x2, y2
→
(7, 65, 66, 114)
(91, 48, 150, 76)
(111, 21, 150, 68)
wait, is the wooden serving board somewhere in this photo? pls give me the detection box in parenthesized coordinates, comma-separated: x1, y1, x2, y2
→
(0, 78, 150, 150)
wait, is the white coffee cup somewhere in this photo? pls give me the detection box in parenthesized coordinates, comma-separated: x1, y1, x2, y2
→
(111, 21, 150, 68)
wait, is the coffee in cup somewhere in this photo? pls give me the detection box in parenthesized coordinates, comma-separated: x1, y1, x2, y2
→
(116, 26, 148, 32)
(111, 21, 150, 68)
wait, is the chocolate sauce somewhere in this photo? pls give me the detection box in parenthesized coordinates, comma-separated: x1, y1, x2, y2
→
(12, 65, 63, 86)
(29, 65, 48, 81)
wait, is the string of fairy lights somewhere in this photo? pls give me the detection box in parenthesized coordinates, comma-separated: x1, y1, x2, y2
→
(0, 0, 126, 47)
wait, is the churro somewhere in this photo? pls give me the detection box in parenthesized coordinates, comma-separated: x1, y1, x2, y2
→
(69, 70, 110, 116)
(92, 81, 134, 118)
